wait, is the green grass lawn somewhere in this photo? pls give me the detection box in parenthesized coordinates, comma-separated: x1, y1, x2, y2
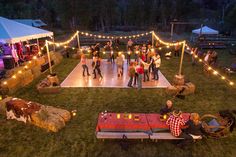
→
(0, 50, 236, 157)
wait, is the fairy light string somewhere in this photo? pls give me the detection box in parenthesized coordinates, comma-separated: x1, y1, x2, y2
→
(3, 30, 231, 87)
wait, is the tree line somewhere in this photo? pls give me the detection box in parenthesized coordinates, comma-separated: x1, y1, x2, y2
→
(0, 0, 236, 32)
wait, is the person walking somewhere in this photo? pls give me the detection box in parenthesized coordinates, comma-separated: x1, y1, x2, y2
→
(127, 47, 132, 65)
(116, 52, 124, 77)
(136, 63, 144, 90)
(81, 53, 90, 77)
(127, 62, 135, 87)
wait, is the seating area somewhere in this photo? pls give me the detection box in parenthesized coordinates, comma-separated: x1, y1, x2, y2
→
(95, 112, 204, 141)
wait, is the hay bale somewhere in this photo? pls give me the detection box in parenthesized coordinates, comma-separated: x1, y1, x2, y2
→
(173, 75, 185, 86)
(0, 97, 12, 114)
(31, 66, 42, 79)
(36, 57, 46, 66)
(20, 70, 34, 86)
(2, 77, 21, 94)
(166, 86, 178, 95)
(31, 107, 66, 132)
(24, 60, 37, 69)
(54, 52, 63, 61)
(183, 82, 195, 95)
(45, 106, 71, 122)
(5, 66, 24, 78)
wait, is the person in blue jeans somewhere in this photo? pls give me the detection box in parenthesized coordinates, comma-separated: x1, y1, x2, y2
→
(153, 54, 161, 80)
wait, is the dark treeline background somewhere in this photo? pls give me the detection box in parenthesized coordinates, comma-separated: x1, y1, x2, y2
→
(0, 0, 236, 32)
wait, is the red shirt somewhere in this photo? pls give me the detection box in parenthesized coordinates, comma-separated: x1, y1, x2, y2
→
(166, 115, 186, 137)
(136, 66, 144, 74)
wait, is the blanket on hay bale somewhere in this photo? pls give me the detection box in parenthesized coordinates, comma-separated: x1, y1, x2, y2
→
(2, 98, 71, 132)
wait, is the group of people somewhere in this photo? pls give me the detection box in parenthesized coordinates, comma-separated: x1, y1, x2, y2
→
(81, 53, 103, 79)
(192, 48, 218, 67)
(160, 100, 204, 149)
(127, 53, 161, 89)
(80, 39, 162, 89)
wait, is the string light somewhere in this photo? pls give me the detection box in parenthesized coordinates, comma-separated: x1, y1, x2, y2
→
(213, 71, 218, 75)
(186, 45, 235, 87)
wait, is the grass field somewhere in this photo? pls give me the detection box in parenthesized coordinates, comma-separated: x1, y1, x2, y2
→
(0, 49, 236, 157)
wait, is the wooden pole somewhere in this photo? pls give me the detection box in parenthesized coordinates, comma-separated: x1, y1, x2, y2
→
(152, 31, 154, 47)
(36, 38, 40, 55)
(45, 40, 52, 74)
(76, 31, 81, 50)
(52, 36, 56, 52)
(171, 23, 174, 40)
(178, 41, 186, 76)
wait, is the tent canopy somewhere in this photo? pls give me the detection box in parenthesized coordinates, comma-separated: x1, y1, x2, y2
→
(14, 19, 47, 27)
(192, 26, 219, 35)
(0, 16, 53, 44)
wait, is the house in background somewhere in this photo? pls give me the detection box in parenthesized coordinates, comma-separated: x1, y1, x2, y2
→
(13, 19, 47, 28)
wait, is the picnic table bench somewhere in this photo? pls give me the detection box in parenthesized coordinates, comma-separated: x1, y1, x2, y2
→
(96, 132, 149, 141)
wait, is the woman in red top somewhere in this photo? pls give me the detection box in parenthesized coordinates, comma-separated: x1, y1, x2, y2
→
(136, 63, 144, 90)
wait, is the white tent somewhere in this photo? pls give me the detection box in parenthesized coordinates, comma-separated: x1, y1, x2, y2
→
(14, 19, 47, 27)
(192, 26, 219, 35)
(0, 16, 53, 43)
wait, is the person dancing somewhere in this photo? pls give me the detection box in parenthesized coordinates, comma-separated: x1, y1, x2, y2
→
(93, 57, 103, 79)
(81, 53, 90, 77)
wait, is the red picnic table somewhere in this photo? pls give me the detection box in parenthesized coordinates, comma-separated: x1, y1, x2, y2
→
(96, 112, 150, 132)
(96, 112, 190, 132)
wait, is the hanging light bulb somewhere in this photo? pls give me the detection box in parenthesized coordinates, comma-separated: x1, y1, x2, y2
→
(213, 71, 218, 75)
(229, 82, 234, 86)
(221, 76, 225, 80)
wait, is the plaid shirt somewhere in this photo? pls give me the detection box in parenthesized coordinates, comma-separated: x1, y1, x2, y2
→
(166, 115, 186, 137)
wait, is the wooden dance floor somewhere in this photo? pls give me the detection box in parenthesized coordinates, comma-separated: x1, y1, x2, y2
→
(61, 59, 171, 88)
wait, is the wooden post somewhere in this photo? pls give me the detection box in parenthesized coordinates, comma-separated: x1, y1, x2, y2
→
(36, 38, 40, 54)
(152, 31, 154, 47)
(171, 23, 174, 40)
(52, 36, 56, 52)
(178, 41, 186, 76)
(76, 31, 81, 51)
(45, 40, 52, 74)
